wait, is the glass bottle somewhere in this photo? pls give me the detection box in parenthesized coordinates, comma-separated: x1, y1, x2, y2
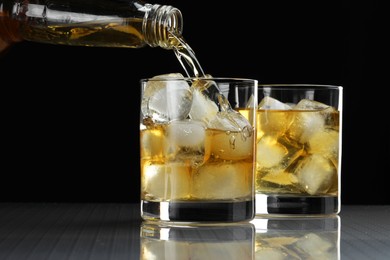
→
(0, 0, 183, 53)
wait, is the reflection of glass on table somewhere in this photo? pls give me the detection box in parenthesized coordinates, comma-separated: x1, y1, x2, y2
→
(140, 222, 255, 259)
(251, 216, 340, 259)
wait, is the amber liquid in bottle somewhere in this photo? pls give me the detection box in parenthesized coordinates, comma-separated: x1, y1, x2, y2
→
(20, 18, 146, 48)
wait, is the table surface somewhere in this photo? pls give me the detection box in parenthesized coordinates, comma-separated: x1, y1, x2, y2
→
(0, 203, 389, 260)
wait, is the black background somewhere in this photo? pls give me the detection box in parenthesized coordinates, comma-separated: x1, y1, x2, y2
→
(1, 0, 388, 204)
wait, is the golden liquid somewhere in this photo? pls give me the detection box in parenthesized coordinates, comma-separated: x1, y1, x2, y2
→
(140, 122, 254, 202)
(237, 108, 340, 196)
(20, 18, 146, 47)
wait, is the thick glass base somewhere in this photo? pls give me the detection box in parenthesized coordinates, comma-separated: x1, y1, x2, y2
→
(255, 193, 340, 216)
(141, 200, 255, 223)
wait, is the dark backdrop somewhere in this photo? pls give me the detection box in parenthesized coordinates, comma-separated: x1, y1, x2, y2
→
(1, 1, 387, 204)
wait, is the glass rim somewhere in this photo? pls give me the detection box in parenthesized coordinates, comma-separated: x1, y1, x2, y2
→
(140, 77, 258, 83)
(257, 83, 342, 90)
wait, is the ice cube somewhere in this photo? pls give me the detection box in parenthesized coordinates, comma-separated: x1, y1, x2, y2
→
(188, 88, 219, 125)
(143, 73, 185, 96)
(192, 162, 252, 200)
(294, 99, 330, 110)
(210, 110, 252, 131)
(257, 110, 295, 137)
(256, 136, 304, 193)
(191, 76, 223, 108)
(210, 128, 254, 160)
(189, 78, 254, 145)
(288, 99, 339, 143)
(296, 154, 337, 195)
(164, 120, 210, 165)
(141, 73, 193, 123)
(261, 171, 298, 186)
(259, 96, 292, 110)
(287, 111, 325, 144)
(293, 99, 338, 127)
(140, 127, 165, 160)
(190, 77, 253, 129)
(256, 136, 288, 168)
(166, 120, 206, 148)
(141, 162, 191, 200)
(258, 97, 293, 136)
(256, 136, 303, 169)
(308, 129, 339, 164)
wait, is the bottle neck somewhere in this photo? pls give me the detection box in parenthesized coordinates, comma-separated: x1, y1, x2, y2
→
(143, 4, 183, 49)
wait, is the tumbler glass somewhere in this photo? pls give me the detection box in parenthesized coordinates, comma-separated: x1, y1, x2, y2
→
(140, 76, 258, 222)
(255, 84, 342, 215)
